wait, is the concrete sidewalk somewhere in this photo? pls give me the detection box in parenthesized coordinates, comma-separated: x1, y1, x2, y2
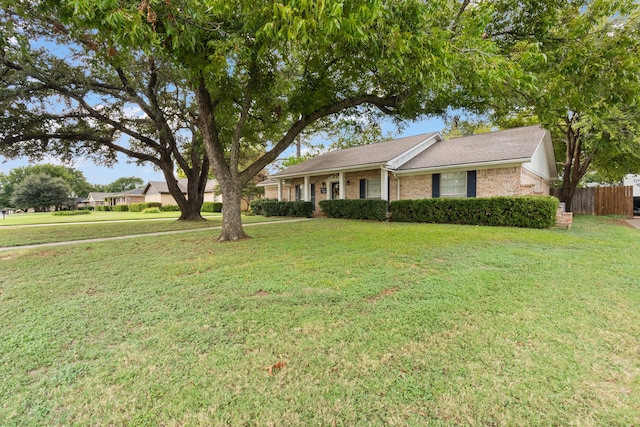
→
(625, 218, 640, 229)
(0, 218, 310, 252)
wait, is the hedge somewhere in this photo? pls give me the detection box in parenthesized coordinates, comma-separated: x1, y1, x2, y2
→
(95, 205, 111, 211)
(201, 202, 223, 213)
(142, 207, 161, 214)
(318, 199, 388, 221)
(129, 202, 162, 212)
(390, 196, 559, 229)
(112, 205, 129, 212)
(261, 201, 314, 218)
(160, 205, 180, 212)
(249, 198, 277, 216)
(52, 210, 92, 216)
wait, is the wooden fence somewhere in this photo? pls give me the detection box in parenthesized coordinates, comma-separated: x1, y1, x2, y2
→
(552, 186, 633, 216)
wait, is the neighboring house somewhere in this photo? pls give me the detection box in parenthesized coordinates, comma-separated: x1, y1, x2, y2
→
(84, 192, 116, 208)
(623, 174, 640, 215)
(142, 178, 221, 206)
(262, 126, 557, 210)
(103, 187, 146, 207)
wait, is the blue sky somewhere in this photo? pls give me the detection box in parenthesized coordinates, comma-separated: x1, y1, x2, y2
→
(0, 116, 445, 185)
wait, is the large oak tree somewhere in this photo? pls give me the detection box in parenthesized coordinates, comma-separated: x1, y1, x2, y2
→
(10, 0, 532, 240)
(487, 0, 640, 210)
(0, 7, 210, 220)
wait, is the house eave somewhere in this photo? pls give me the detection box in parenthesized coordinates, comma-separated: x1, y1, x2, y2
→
(395, 158, 532, 176)
(269, 162, 387, 180)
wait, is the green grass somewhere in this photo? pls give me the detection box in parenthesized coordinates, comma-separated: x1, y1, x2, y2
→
(0, 210, 200, 226)
(0, 215, 294, 247)
(0, 216, 639, 425)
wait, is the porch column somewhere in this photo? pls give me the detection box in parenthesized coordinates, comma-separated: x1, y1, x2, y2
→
(381, 168, 389, 201)
(304, 176, 310, 201)
(339, 172, 346, 199)
(277, 180, 283, 201)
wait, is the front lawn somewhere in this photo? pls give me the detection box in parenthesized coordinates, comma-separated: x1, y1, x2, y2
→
(0, 215, 294, 247)
(0, 216, 638, 425)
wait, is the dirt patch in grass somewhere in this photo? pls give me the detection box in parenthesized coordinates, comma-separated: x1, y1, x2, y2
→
(367, 287, 400, 302)
(252, 289, 270, 297)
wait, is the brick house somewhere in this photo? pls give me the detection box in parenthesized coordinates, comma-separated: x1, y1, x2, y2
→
(261, 126, 557, 211)
(142, 178, 221, 206)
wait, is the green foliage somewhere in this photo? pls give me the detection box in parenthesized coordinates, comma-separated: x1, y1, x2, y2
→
(112, 205, 129, 212)
(319, 199, 388, 221)
(201, 202, 223, 213)
(95, 205, 112, 212)
(486, 0, 640, 208)
(391, 197, 559, 229)
(0, 165, 92, 207)
(52, 210, 91, 216)
(141, 207, 161, 214)
(10, 173, 73, 211)
(28, 0, 530, 240)
(129, 202, 162, 212)
(103, 177, 144, 193)
(261, 201, 314, 218)
(249, 198, 277, 216)
(160, 205, 180, 212)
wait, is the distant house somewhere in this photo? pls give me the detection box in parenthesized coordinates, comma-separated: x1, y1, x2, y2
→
(142, 178, 221, 206)
(84, 192, 115, 208)
(103, 187, 146, 207)
(261, 126, 557, 211)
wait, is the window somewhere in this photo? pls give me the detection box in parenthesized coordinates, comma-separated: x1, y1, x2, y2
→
(440, 172, 467, 198)
(366, 179, 381, 199)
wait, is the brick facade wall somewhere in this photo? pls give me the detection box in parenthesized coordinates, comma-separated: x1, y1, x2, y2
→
(264, 166, 551, 204)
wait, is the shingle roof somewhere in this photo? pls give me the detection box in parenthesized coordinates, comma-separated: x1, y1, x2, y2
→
(144, 179, 218, 194)
(87, 192, 116, 201)
(270, 132, 439, 177)
(398, 125, 546, 171)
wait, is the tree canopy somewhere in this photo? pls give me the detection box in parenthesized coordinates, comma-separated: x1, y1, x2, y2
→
(0, 5, 211, 220)
(11, 173, 72, 211)
(21, 0, 530, 240)
(486, 0, 640, 210)
(0, 164, 92, 207)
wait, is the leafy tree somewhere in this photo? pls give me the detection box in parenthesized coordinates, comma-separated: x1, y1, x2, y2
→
(440, 115, 494, 139)
(486, 0, 640, 211)
(11, 173, 72, 211)
(0, 164, 92, 206)
(0, 7, 210, 221)
(103, 177, 145, 193)
(16, 0, 532, 240)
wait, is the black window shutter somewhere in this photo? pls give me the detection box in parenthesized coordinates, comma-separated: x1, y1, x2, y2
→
(359, 179, 366, 199)
(432, 174, 440, 198)
(467, 170, 477, 198)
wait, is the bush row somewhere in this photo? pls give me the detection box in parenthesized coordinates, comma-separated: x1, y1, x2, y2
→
(249, 198, 277, 215)
(319, 199, 388, 221)
(112, 205, 129, 212)
(390, 196, 558, 228)
(160, 205, 180, 212)
(260, 201, 314, 217)
(129, 202, 162, 212)
(201, 202, 223, 213)
(52, 210, 92, 216)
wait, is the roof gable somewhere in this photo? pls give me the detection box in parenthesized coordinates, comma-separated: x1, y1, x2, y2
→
(398, 126, 548, 172)
(271, 132, 439, 178)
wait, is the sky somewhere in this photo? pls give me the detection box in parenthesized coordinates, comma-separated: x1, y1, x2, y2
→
(0, 116, 446, 185)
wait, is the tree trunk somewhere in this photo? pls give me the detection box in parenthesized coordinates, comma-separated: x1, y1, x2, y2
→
(158, 159, 205, 221)
(218, 181, 248, 241)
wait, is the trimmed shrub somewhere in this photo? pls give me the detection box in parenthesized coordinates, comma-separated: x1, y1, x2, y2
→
(319, 199, 388, 221)
(129, 202, 162, 212)
(112, 205, 129, 212)
(261, 201, 314, 218)
(201, 202, 223, 213)
(142, 207, 162, 214)
(52, 210, 92, 216)
(160, 205, 180, 212)
(390, 196, 559, 229)
(249, 198, 277, 216)
(95, 205, 111, 211)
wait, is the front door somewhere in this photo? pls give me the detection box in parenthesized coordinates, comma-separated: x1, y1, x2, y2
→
(331, 182, 340, 200)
